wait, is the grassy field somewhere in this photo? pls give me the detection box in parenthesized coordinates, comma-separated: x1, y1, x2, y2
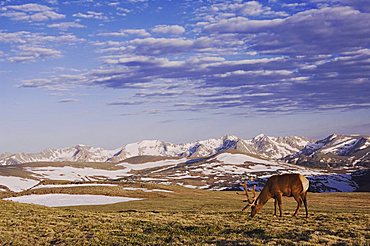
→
(0, 185, 369, 245)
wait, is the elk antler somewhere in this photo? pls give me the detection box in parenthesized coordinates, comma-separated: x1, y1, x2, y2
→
(237, 178, 256, 204)
(251, 184, 256, 201)
(237, 177, 258, 212)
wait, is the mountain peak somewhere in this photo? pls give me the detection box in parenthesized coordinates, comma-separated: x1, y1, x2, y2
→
(254, 133, 266, 139)
(74, 144, 87, 149)
(253, 134, 271, 142)
(222, 135, 240, 141)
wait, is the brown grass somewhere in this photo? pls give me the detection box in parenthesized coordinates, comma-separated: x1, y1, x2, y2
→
(0, 184, 369, 245)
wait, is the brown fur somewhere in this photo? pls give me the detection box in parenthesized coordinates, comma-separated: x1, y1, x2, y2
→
(250, 174, 309, 218)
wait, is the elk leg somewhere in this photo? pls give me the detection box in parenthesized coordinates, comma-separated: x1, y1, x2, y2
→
(274, 199, 278, 216)
(242, 203, 251, 211)
(276, 194, 283, 217)
(293, 194, 302, 217)
(302, 192, 308, 218)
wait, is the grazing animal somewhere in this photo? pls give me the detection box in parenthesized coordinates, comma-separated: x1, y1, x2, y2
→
(240, 174, 309, 218)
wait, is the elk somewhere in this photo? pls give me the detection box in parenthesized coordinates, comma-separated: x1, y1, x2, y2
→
(239, 174, 309, 218)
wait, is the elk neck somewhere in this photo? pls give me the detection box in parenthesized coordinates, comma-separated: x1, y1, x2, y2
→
(255, 185, 272, 206)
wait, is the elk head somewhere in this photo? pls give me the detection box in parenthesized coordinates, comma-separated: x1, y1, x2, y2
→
(250, 202, 263, 218)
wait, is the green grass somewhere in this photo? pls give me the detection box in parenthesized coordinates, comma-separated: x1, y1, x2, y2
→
(0, 185, 369, 245)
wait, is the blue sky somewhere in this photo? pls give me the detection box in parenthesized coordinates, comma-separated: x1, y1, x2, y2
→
(1, 0, 369, 152)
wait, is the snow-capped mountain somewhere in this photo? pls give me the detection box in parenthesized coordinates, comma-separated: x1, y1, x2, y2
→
(1, 135, 369, 193)
(284, 134, 370, 167)
(245, 134, 310, 159)
(106, 135, 242, 162)
(0, 145, 119, 165)
(0, 134, 308, 165)
(2, 134, 368, 167)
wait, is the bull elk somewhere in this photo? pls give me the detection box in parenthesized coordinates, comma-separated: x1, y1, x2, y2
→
(239, 174, 309, 218)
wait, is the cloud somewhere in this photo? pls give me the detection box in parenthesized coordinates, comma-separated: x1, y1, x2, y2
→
(0, 31, 83, 44)
(107, 100, 144, 106)
(8, 46, 62, 63)
(48, 22, 85, 30)
(14, 2, 370, 115)
(98, 29, 150, 37)
(0, 30, 83, 63)
(58, 98, 79, 103)
(282, 3, 307, 8)
(152, 25, 186, 35)
(0, 3, 65, 22)
(73, 11, 107, 20)
(205, 7, 370, 55)
(210, 1, 288, 17)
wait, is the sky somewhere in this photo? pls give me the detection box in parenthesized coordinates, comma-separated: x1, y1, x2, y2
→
(0, 0, 370, 152)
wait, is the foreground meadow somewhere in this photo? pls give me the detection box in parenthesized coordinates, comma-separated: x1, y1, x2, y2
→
(0, 185, 369, 245)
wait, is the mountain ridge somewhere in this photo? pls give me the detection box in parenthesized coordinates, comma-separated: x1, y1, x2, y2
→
(1, 133, 369, 168)
(284, 134, 370, 168)
(1, 134, 309, 165)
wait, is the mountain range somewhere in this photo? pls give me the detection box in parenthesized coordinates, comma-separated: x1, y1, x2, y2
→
(1, 134, 369, 167)
(284, 134, 370, 168)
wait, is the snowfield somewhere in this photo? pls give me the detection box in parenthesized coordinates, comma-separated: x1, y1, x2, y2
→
(4, 194, 143, 207)
(0, 175, 39, 192)
(116, 158, 186, 170)
(0, 149, 364, 193)
(122, 187, 173, 193)
(32, 183, 119, 189)
(215, 153, 274, 165)
(25, 166, 131, 181)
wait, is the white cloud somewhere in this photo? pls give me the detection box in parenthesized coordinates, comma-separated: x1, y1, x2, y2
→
(4, 3, 53, 12)
(0, 31, 83, 63)
(208, 1, 288, 18)
(98, 29, 150, 37)
(48, 22, 85, 30)
(282, 3, 307, 8)
(8, 46, 62, 63)
(0, 3, 65, 22)
(216, 69, 293, 78)
(73, 11, 107, 20)
(0, 31, 83, 44)
(205, 16, 283, 33)
(152, 25, 186, 35)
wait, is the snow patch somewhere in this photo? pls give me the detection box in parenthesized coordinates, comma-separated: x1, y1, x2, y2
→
(4, 194, 142, 207)
(25, 166, 131, 181)
(122, 187, 173, 193)
(116, 158, 186, 171)
(32, 183, 119, 189)
(216, 153, 275, 165)
(0, 175, 39, 192)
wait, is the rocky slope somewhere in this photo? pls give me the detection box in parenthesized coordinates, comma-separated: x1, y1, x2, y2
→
(284, 134, 370, 168)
